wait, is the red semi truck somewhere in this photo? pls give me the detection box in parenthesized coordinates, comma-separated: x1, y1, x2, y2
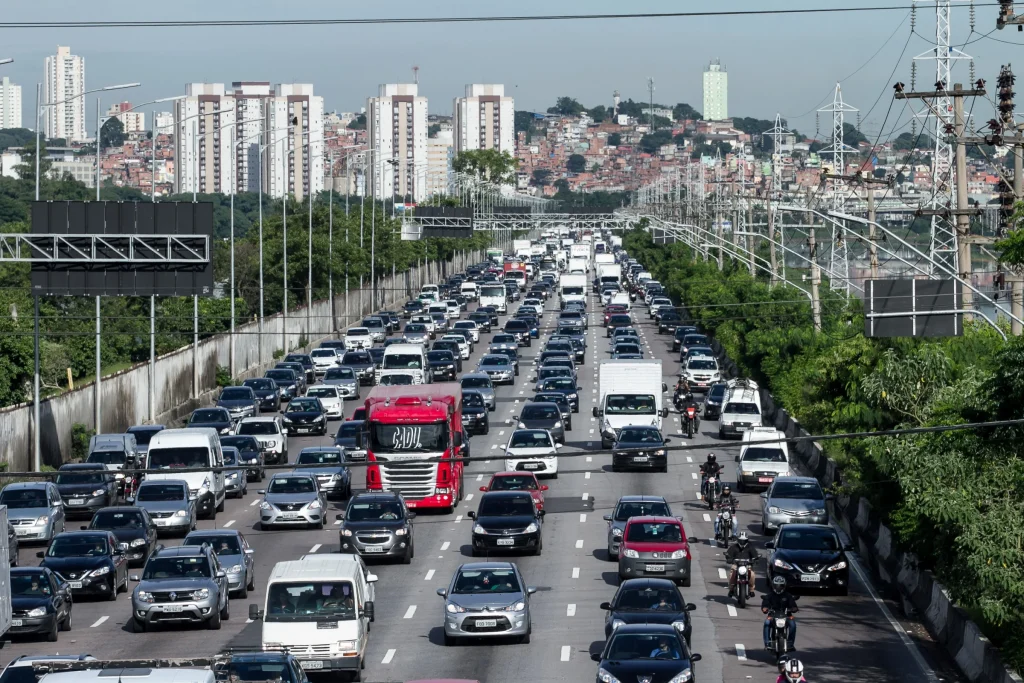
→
(361, 383, 466, 512)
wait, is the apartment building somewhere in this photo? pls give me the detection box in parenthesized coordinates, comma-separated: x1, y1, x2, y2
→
(367, 83, 428, 201)
(44, 46, 87, 142)
(106, 101, 145, 134)
(0, 77, 22, 129)
(452, 84, 514, 156)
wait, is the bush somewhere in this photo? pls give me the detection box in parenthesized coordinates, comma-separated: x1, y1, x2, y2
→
(272, 348, 284, 360)
(70, 422, 94, 462)
(215, 365, 232, 388)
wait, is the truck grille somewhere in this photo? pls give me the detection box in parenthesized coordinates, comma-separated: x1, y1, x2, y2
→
(377, 459, 438, 500)
(295, 644, 333, 658)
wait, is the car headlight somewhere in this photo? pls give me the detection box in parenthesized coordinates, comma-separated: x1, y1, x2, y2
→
(611, 527, 623, 537)
(246, 458, 259, 464)
(672, 620, 688, 632)
(287, 384, 297, 392)
(341, 529, 353, 537)
(506, 601, 526, 612)
(27, 606, 47, 618)
(190, 588, 210, 600)
(524, 522, 539, 533)
(654, 449, 666, 456)
(307, 500, 321, 510)
(773, 558, 794, 570)
(174, 510, 189, 517)
(670, 549, 688, 559)
(282, 416, 293, 424)
(92, 489, 106, 497)
(220, 427, 231, 435)
(597, 668, 621, 683)
(200, 477, 211, 492)
(137, 590, 155, 604)
(90, 565, 110, 577)
(336, 640, 357, 651)
(553, 421, 562, 428)
(518, 422, 526, 429)
(722, 419, 733, 426)
(622, 548, 639, 558)
(229, 564, 242, 574)
(473, 524, 486, 535)
(812, 508, 827, 515)
(130, 538, 147, 547)
(330, 473, 342, 482)
(827, 560, 848, 571)
(35, 515, 49, 525)
(115, 472, 125, 480)
(446, 603, 466, 614)
(260, 501, 274, 511)
(610, 618, 626, 631)
(768, 506, 781, 514)
(315, 415, 325, 422)
(742, 470, 753, 476)
(668, 669, 694, 683)
(266, 440, 276, 448)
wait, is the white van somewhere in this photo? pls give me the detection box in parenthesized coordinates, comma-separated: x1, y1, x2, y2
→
(144, 428, 226, 519)
(251, 555, 378, 678)
(460, 282, 479, 301)
(377, 343, 429, 384)
(419, 284, 440, 302)
(735, 427, 791, 492)
(718, 380, 764, 439)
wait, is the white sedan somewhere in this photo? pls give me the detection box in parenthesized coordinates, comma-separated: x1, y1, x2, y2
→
(306, 385, 343, 419)
(344, 327, 373, 350)
(502, 428, 561, 479)
(441, 334, 470, 360)
(452, 320, 480, 343)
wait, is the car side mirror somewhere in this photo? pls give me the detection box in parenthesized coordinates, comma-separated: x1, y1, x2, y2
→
(555, 443, 563, 449)
(660, 408, 669, 418)
(527, 586, 537, 595)
(249, 604, 264, 620)
(690, 654, 702, 663)
(599, 601, 612, 610)
(215, 570, 226, 579)
(258, 490, 266, 495)
(764, 542, 775, 549)
(685, 602, 697, 611)
(592, 407, 600, 418)
(843, 543, 855, 552)
(117, 543, 129, 553)
(467, 511, 476, 520)
(734, 455, 740, 462)
(540, 485, 549, 491)
(244, 548, 254, 555)
(130, 574, 140, 582)
(407, 512, 417, 520)
(662, 382, 668, 392)
(367, 573, 378, 583)
(664, 438, 672, 444)
(759, 492, 767, 498)
(591, 652, 602, 662)
(826, 493, 835, 501)
(537, 509, 546, 517)
(79, 525, 88, 530)
(335, 512, 345, 521)
(436, 588, 448, 598)
(603, 514, 612, 522)
(479, 486, 489, 492)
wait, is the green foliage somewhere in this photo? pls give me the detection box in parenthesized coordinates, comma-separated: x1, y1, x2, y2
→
(892, 131, 934, 150)
(547, 97, 585, 117)
(531, 169, 552, 187)
(427, 123, 441, 138)
(0, 128, 37, 152)
(514, 110, 536, 133)
(842, 122, 868, 147)
(215, 365, 232, 388)
(70, 423, 94, 462)
(566, 154, 586, 174)
(587, 105, 608, 123)
(672, 103, 701, 121)
(452, 149, 519, 185)
(995, 203, 1024, 266)
(272, 348, 284, 360)
(607, 133, 622, 147)
(101, 117, 125, 148)
(638, 130, 675, 154)
(347, 114, 366, 130)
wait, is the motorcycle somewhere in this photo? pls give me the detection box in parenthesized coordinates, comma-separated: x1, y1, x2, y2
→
(766, 605, 797, 661)
(683, 405, 700, 438)
(703, 475, 722, 509)
(716, 503, 736, 547)
(733, 558, 754, 608)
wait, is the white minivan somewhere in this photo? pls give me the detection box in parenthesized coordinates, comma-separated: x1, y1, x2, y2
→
(251, 555, 378, 678)
(377, 343, 429, 385)
(460, 282, 479, 301)
(735, 427, 791, 492)
(144, 428, 226, 519)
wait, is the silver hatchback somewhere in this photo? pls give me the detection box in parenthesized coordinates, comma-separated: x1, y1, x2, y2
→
(438, 562, 535, 645)
(258, 473, 326, 530)
(760, 476, 830, 535)
(460, 373, 496, 411)
(1, 482, 66, 543)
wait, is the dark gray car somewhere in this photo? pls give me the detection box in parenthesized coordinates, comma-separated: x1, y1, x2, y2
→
(216, 386, 259, 422)
(341, 351, 375, 386)
(186, 407, 233, 436)
(132, 479, 196, 536)
(293, 447, 351, 500)
(242, 377, 281, 412)
(515, 402, 565, 444)
(337, 492, 415, 563)
(129, 544, 229, 632)
(183, 528, 255, 598)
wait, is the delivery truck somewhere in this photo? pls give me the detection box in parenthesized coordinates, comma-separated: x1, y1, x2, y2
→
(594, 360, 668, 448)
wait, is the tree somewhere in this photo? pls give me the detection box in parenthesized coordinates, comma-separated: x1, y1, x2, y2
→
(566, 154, 586, 174)
(100, 117, 125, 149)
(514, 110, 538, 134)
(638, 130, 674, 154)
(547, 97, 585, 117)
(452, 149, 519, 185)
(842, 122, 868, 147)
(672, 103, 701, 121)
(607, 133, 622, 147)
(0, 128, 36, 152)
(554, 179, 570, 193)
(13, 139, 52, 185)
(427, 123, 441, 138)
(531, 169, 552, 187)
(588, 105, 608, 122)
(347, 114, 366, 130)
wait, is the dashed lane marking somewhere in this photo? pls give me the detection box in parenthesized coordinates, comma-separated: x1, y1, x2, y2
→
(404, 605, 417, 619)
(441, 542, 451, 551)
(585, 472, 591, 479)
(250, 500, 259, 507)
(582, 493, 589, 500)
(465, 494, 474, 501)
(476, 474, 483, 481)
(567, 603, 577, 617)
(703, 513, 712, 522)
(580, 513, 587, 523)
(736, 644, 747, 661)
(691, 472, 698, 480)
(382, 649, 397, 664)
(727, 605, 738, 617)
(572, 567, 580, 579)
(575, 539, 584, 549)
(586, 456, 592, 462)
(223, 520, 235, 527)
(719, 568, 728, 579)
(686, 457, 693, 463)
(560, 645, 572, 662)
(455, 515, 463, 523)
(309, 544, 321, 553)
(424, 569, 435, 581)
(90, 616, 108, 628)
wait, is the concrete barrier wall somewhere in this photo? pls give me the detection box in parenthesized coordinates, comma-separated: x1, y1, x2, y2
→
(0, 250, 482, 472)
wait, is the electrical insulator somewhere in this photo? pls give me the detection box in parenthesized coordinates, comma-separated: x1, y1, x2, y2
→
(999, 178, 1016, 233)
(997, 0, 1015, 29)
(998, 65, 1016, 128)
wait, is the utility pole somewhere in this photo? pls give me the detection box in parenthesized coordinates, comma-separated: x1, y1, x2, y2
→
(818, 84, 858, 294)
(808, 223, 822, 332)
(821, 171, 892, 280)
(766, 113, 789, 285)
(647, 78, 655, 131)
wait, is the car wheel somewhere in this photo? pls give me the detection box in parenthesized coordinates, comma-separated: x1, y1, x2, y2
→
(482, 421, 490, 435)
(680, 576, 691, 588)
(47, 617, 59, 642)
(237, 581, 248, 600)
(220, 596, 230, 620)
(718, 428, 725, 440)
(61, 609, 72, 631)
(247, 571, 256, 592)
(107, 578, 118, 601)
(207, 607, 222, 630)
(216, 497, 225, 513)
(260, 522, 270, 531)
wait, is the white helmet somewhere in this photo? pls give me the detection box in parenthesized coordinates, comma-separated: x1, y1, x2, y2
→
(784, 659, 804, 681)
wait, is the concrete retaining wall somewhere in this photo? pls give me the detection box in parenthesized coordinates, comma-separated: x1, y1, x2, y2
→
(1, 250, 482, 471)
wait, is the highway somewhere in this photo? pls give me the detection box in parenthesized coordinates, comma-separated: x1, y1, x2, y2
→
(0, 284, 953, 683)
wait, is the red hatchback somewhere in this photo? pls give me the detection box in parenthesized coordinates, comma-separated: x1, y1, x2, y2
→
(480, 472, 548, 510)
(618, 516, 692, 587)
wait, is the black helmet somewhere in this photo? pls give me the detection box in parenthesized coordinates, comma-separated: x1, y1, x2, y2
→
(736, 531, 748, 548)
(707, 453, 717, 463)
(722, 485, 732, 496)
(772, 575, 787, 594)
(685, 392, 694, 401)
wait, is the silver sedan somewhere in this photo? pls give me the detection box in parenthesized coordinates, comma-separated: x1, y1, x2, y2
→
(438, 562, 535, 645)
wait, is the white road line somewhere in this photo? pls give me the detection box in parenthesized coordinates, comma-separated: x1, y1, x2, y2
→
(223, 520, 235, 527)
(381, 649, 397, 665)
(567, 603, 577, 617)
(575, 539, 584, 549)
(581, 492, 589, 500)
(586, 456, 592, 462)
(696, 491, 703, 499)
(334, 520, 342, 525)
(465, 493, 474, 501)
(691, 472, 698, 480)
(686, 456, 693, 463)
(484, 460, 491, 464)
(719, 568, 728, 579)
(404, 605, 417, 619)
(560, 645, 572, 662)
(736, 644, 747, 661)
(585, 472, 591, 479)
(455, 515, 463, 523)
(572, 567, 580, 579)
(491, 444, 498, 450)
(589, 428, 595, 434)
(727, 605, 738, 617)
(476, 474, 483, 481)
(499, 430, 505, 436)
(90, 616, 108, 628)
(579, 513, 587, 523)
(703, 513, 712, 522)
(441, 541, 451, 551)
(424, 569, 435, 581)
(250, 499, 259, 506)
(309, 544, 321, 553)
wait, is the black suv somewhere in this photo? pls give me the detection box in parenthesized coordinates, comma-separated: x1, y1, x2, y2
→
(213, 650, 312, 683)
(336, 492, 416, 563)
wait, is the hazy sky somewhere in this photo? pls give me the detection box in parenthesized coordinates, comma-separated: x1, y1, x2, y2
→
(2, 0, 1020, 140)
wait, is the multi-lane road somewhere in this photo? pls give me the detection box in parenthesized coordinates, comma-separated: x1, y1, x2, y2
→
(1, 285, 960, 682)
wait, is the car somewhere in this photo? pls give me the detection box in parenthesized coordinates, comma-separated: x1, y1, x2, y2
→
(220, 435, 265, 482)
(341, 351, 375, 386)
(460, 373, 496, 411)
(9, 567, 73, 641)
(54, 464, 118, 519)
(477, 306, 500, 326)
(305, 385, 343, 419)
(461, 390, 490, 436)
(502, 429, 561, 478)
(477, 354, 515, 385)
(734, 427, 791, 492)
(241, 377, 281, 412)
(333, 420, 366, 461)
(514, 402, 566, 444)
(604, 304, 629, 326)
(441, 333, 471, 359)
(183, 528, 256, 599)
(125, 425, 165, 457)
(760, 476, 831, 534)
(658, 310, 682, 333)
(129, 543, 230, 632)
(236, 416, 288, 465)
(403, 299, 425, 318)
(378, 310, 402, 332)
(600, 578, 697, 645)
(212, 650, 314, 683)
(437, 562, 535, 645)
(468, 492, 545, 556)
(718, 384, 763, 439)
(452, 320, 480, 343)
(344, 327, 373, 350)
(403, 323, 432, 344)
(37, 530, 129, 600)
(535, 377, 580, 412)
(424, 349, 458, 381)
(215, 386, 259, 422)
(131, 479, 196, 536)
(319, 339, 347, 353)
(679, 333, 710, 359)
(765, 523, 854, 595)
(607, 314, 633, 336)
(361, 317, 388, 342)
(337, 491, 415, 563)
(490, 333, 519, 351)
(603, 496, 673, 560)
(515, 314, 540, 339)
(264, 368, 301, 401)
(592, 623, 702, 683)
(258, 473, 326, 530)
(612, 343, 644, 359)
(7, 522, 18, 566)
(502, 319, 531, 346)
(309, 348, 342, 376)
(281, 397, 328, 436)
(321, 366, 361, 399)
(702, 381, 728, 421)
(351, 408, 366, 422)
(479, 472, 547, 511)
(429, 311, 450, 334)
(612, 426, 671, 473)
(531, 392, 572, 428)
(220, 447, 248, 498)
(275, 362, 309, 394)
(84, 506, 157, 567)
(293, 446, 352, 500)
(618, 516, 692, 586)
(467, 312, 492, 332)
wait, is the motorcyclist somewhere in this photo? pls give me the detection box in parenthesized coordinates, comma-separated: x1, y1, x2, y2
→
(762, 575, 799, 652)
(777, 658, 806, 682)
(699, 453, 723, 497)
(714, 485, 739, 540)
(673, 377, 691, 401)
(725, 532, 758, 599)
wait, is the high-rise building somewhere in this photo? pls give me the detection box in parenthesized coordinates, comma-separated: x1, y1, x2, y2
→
(426, 129, 454, 197)
(703, 60, 728, 121)
(174, 83, 236, 195)
(367, 83, 428, 201)
(153, 111, 174, 134)
(263, 83, 324, 201)
(452, 84, 514, 156)
(106, 101, 144, 134)
(44, 46, 87, 142)
(0, 77, 22, 129)
(231, 82, 272, 193)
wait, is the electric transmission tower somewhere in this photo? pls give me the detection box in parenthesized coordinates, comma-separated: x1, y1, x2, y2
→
(818, 84, 859, 294)
(766, 113, 790, 283)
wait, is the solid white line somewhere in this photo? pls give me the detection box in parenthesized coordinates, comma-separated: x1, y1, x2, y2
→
(90, 616, 108, 628)
(585, 472, 591, 479)
(381, 649, 397, 665)
(309, 544, 321, 553)
(404, 605, 417, 619)
(424, 569, 435, 581)
(465, 493, 474, 501)
(567, 603, 577, 617)
(582, 492, 589, 500)
(476, 474, 483, 481)
(727, 605, 738, 617)
(223, 520, 235, 528)
(455, 515, 463, 523)
(736, 644, 747, 661)
(560, 645, 572, 662)
(441, 541, 451, 551)
(572, 567, 580, 579)
(719, 568, 728, 579)
(703, 513, 712, 522)
(575, 539, 584, 549)
(579, 513, 587, 523)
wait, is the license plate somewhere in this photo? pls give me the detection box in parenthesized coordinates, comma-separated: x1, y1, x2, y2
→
(69, 499, 84, 506)
(281, 515, 301, 521)
(476, 619, 497, 627)
(645, 564, 665, 572)
(14, 528, 28, 536)
(633, 456, 648, 462)
(523, 463, 541, 470)
(298, 428, 311, 434)
(11, 619, 22, 627)
(364, 546, 384, 553)
(496, 538, 515, 546)
(759, 477, 773, 483)
(68, 581, 83, 589)
(162, 605, 184, 613)
(800, 574, 820, 582)
(154, 519, 167, 525)
(299, 661, 324, 670)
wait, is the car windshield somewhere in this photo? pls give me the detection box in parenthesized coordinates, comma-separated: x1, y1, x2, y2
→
(265, 370, 294, 382)
(461, 377, 492, 389)
(266, 580, 358, 622)
(406, 324, 427, 333)
(539, 367, 571, 380)
(0, 489, 48, 509)
(220, 388, 251, 401)
(607, 633, 683, 661)
(626, 522, 683, 543)
(508, 430, 552, 449)
(428, 351, 454, 362)
(324, 367, 355, 380)
(347, 328, 370, 337)
(478, 496, 535, 516)
(724, 402, 760, 415)
(380, 374, 413, 386)
(614, 501, 671, 521)
(771, 482, 824, 500)
(522, 405, 559, 420)
(128, 427, 163, 445)
(463, 392, 485, 407)
(142, 555, 211, 580)
(505, 321, 527, 331)
(605, 394, 656, 414)
(743, 447, 787, 463)
(268, 477, 316, 494)
(297, 450, 343, 465)
(453, 569, 521, 594)
(55, 469, 106, 485)
(91, 510, 145, 529)
(87, 450, 126, 465)
(535, 394, 567, 406)
(708, 384, 727, 400)
(688, 360, 717, 370)
(614, 345, 642, 355)
(136, 483, 186, 501)
(616, 586, 683, 611)
(362, 319, 383, 328)
(337, 423, 361, 438)
(618, 428, 663, 443)
(308, 387, 339, 399)
(286, 399, 320, 413)
(310, 349, 337, 359)
(542, 378, 575, 391)
(684, 335, 708, 345)
(223, 450, 238, 465)
(481, 357, 511, 369)
(493, 335, 516, 344)
(238, 421, 279, 436)
(346, 500, 403, 522)
(222, 437, 260, 456)
(489, 476, 539, 492)
(184, 535, 241, 555)
(342, 353, 370, 365)
(384, 354, 423, 370)
(778, 527, 841, 551)
(12, 572, 52, 597)
(610, 315, 631, 325)
(47, 535, 108, 557)
(371, 423, 448, 453)
(191, 409, 227, 423)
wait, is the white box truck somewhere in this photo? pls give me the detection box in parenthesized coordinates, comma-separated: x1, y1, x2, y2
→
(594, 360, 668, 448)
(0, 505, 10, 643)
(478, 282, 509, 314)
(597, 263, 622, 288)
(513, 240, 532, 260)
(569, 243, 590, 266)
(559, 274, 587, 307)
(567, 258, 588, 274)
